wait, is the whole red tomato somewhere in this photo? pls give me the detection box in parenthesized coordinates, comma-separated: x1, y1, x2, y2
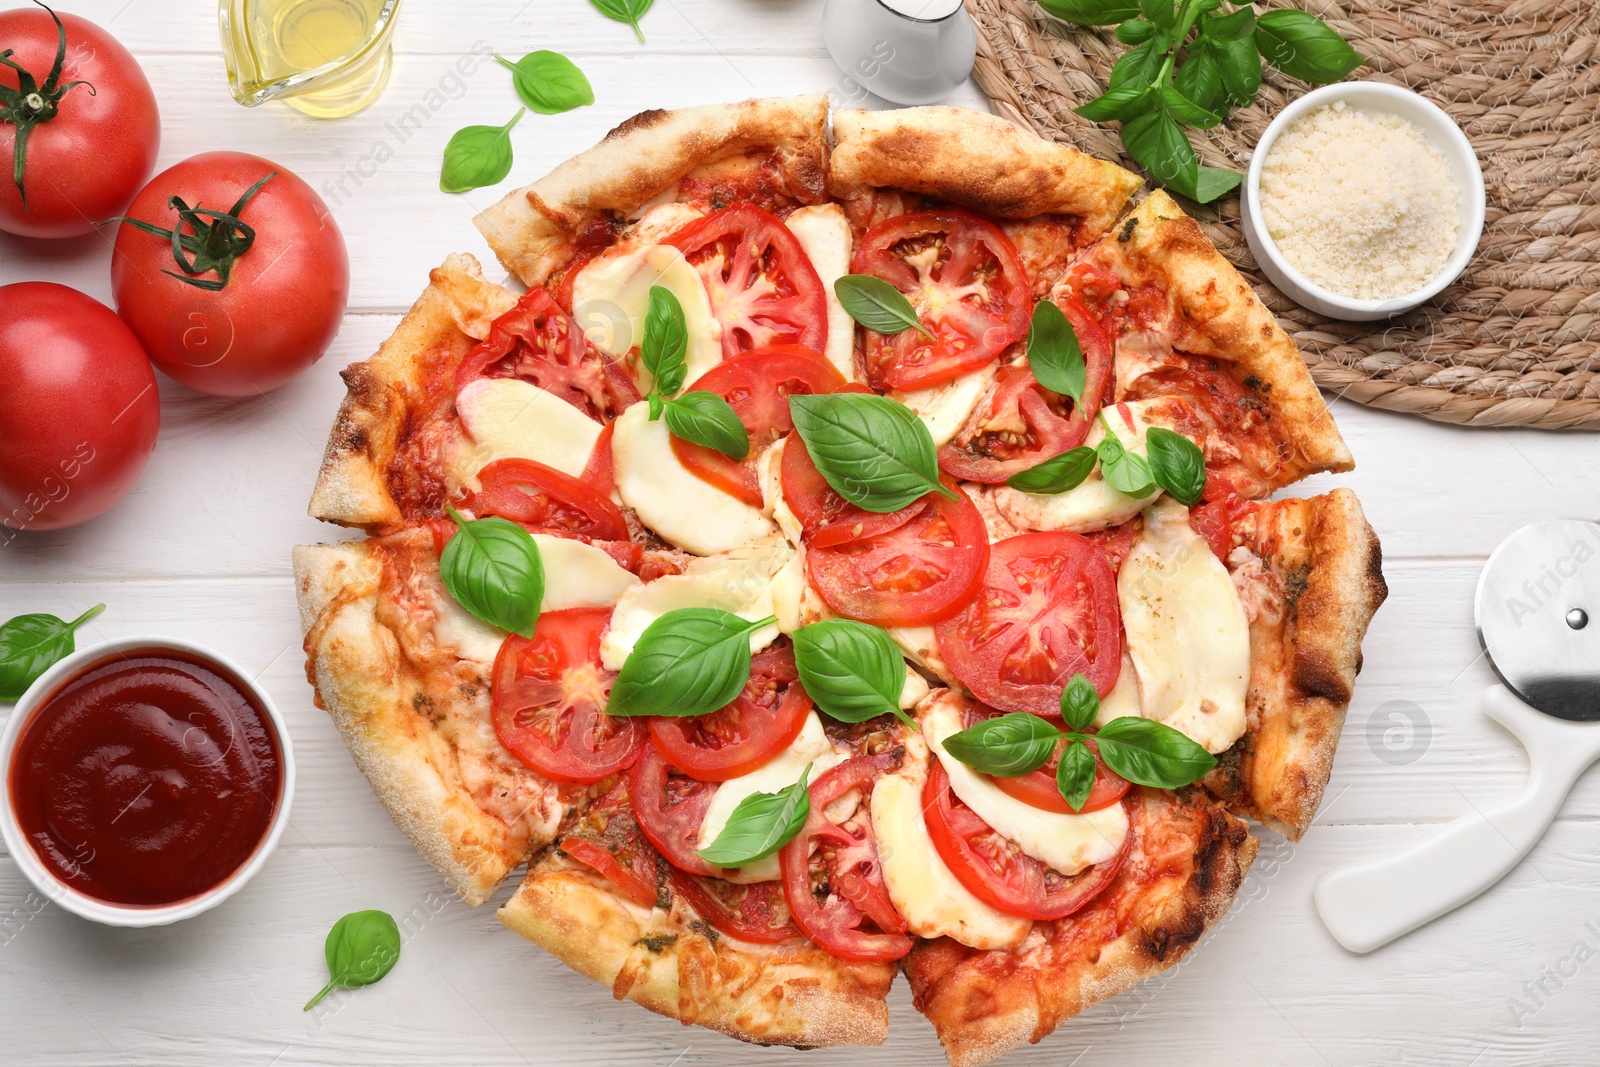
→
(110, 152, 349, 396)
(0, 4, 160, 238)
(0, 282, 161, 532)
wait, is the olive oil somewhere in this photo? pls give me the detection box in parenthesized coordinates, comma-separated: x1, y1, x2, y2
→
(219, 0, 401, 118)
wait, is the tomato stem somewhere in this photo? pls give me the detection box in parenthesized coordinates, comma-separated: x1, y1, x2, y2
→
(0, 2, 95, 209)
(101, 172, 277, 291)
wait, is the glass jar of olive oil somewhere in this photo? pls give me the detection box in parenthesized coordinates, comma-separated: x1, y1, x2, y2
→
(218, 0, 401, 118)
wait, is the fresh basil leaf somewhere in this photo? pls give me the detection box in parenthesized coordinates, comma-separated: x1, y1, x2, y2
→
(788, 393, 956, 513)
(1005, 446, 1098, 495)
(1159, 85, 1223, 130)
(942, 712, 1060, 777)
(1056, 740, 1097, 812)
(1114, 16, 1155, 43)
(1192, 165, 1245, 204)
(1035, 0, 1141, 25)
(440, 108, 524, 193)
(1215, 33, 1263, 105)
(1093, 716, 1216, 789)
(0, 604, 105, 702)
(833, 275, 933, 339)
(1173, 41, 1225, 115)
(494, 51, 594, 115)
(1254, 9, 1362, 84)
(792, 619, 911, 727)
(1075, 83, 1157, 125)
(439, 506, 543, 638)
(1120, 108, 1199, 198)
(1145, 426, 1206, 506)
(304, 910, 401, 1011)
(1096, 429, 1157, 497)
(1203, 5, 1256, 40)
(589, 0, 654, 42)
(696, 765, 812, 866)
(663, 391, 750, 459)
(642, 285, 688, 397)
(1025, 300, 1086, 407)
(1108, 43, 1163, 90)
(607, 608, 772, 718)
(1139, 0, 1175, 31)
(1060, 673, 1100, 732)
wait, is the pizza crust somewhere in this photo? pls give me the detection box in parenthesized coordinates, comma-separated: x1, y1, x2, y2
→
(829, 107, 1143, 237)
(500, 850, 895, 1047)
(475, 95, 830, 287)
(293, 539, 563, 905)
(307, 254, 513, 531)
(904, 788, 1257, 1067)
(1208, 488, 1387, 839)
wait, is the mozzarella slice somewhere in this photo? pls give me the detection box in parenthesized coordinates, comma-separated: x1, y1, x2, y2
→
(532, 535, 639, 611)
(890, 365, 998, 449)
(455, 378, 601, 480)
(611, 402, 776, 555)
(923, 692, 1128, 875)
(427, 588, 506, 664)
(784, 204, 858, 382)
(1094, 652, 1143, 728)
(1117, 499, 1250, 754)
(757, 438, 803, 547)
(600, 535, 794, 671)
(890, 626, 958, 687)
(697, 712, 847, 883)
(569, 243, 722, 392)
(990, 398, 1168, 534)
(899, 668, 930, 710)
(872, 733, 1031, 949)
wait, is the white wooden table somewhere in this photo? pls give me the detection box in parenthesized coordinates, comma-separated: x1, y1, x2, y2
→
(2, 2, 1597, 1063)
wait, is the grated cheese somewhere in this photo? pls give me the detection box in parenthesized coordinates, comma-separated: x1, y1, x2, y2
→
(1258, 100, 1460, 301)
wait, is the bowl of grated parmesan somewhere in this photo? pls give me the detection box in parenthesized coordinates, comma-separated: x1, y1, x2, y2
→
(1240, 82, 1485, 321)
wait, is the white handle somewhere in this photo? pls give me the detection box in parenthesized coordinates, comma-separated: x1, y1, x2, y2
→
(1315, 686, 1600, 954)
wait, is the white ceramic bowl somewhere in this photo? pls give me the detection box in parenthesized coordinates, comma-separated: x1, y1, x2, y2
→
(0, 636, 296, 927)
(1239, 81, 1486, 321)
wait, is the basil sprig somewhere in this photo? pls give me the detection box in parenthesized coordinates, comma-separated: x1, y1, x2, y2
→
(495, 51, 594, 114)
(1006, 411, 1206, 504)
(1095, 422, 1157, 497)
(834, 275, 935, 340)
(607, 608, 774, 718)
(696, 764, 812, 866)
(789, 393, 957, 513)
(1025, 300, 1086, 409)
(792, 619, 916, 729)
(440, 108, 525, 193)
(589, 0, 654, 43)
(640, 286, 750, 459)
(439, 505, 544, 638)
(940, 672, 1216, 811)
(304, 910, 401, 1011)
(0, 604, 105, 702)
(1048, 0, 1360, 203)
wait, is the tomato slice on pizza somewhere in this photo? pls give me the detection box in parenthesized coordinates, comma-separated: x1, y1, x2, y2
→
(470, 457, 630, 542)
(647, 646, 812, 782)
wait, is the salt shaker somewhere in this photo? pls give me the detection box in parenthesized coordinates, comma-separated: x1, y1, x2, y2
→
(822, 0, 978, 107)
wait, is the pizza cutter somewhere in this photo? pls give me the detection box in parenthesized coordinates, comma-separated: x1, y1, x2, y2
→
(1315, 519, 1600, 953)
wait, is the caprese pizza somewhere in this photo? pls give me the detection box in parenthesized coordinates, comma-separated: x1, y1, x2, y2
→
(293, 97, 1386, 1066)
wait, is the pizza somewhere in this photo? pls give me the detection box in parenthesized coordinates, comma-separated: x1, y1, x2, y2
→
(292, 96, 1386, 1064)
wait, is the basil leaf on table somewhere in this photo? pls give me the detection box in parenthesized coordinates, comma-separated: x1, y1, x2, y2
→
(1145, 426, 1207, 506)
(1074, 83, 1156, 124)
(789, 393, 956, 514)
(662, 390, 750, 459)
(608, 608, 773, 718)
(1108, 42, 1162, 90)
(1060, 672, 1100, 733)
(641, 284, 688, 398)
(1214, 32, 1263, 106)
(1254, 9, 1363, 84)
(1202, 4, 1256, 40)
(1192, 165, 1245, 203)
(1005, 446, 1098, 495)
(942, 712, 1060, 777)
(1114, 16, 1155, 44)
(589, 0, 655, 43)
(1138, 0, 1175, 32)
(304, 909, 401, 1011)
(1035, 0, 1140, 25)
(1174, 40, 1225, 115)
(1024, 300, 1086, 407)
(833, 275, 934, 339)
(792, 619, 913, 728)
(494, 51, 594, 114)
(1120, 108, 1199, 196)
(1055, 740, 1098, 812)
(439, 506, 544, 638)
(1159, 85, 1223, 130)
(440, 108, 525, 193)
(1094, 715, 1217, 789)
(0, 604, 106, 702)
(696, 764, 812, 867)
(1095, 428, 1157, 497)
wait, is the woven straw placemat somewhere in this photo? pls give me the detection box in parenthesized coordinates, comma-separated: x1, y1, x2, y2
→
(967, 0, 1600, 429)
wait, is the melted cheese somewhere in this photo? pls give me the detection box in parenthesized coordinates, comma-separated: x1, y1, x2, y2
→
(757, 438, 803, 547)
(923, 692, 1128, 875)
(569, 243, 721, 392)
(600, 534, 794, 671)
(784, 204, 859, 382)
(889, 626, 957, 687)
(1093, 652, 1143, 728)
(1117, 499, 1250, 754)
(890, 365, 998, 449)
(872, 735, 1031, 950)
(696, 712, 847, 883)
(454, 378, 601, 480)
(611, 402, 775, 555)
(990, 398, 1168, 534)
(533, 535, 639, 611)
(427, 587, 506, 664)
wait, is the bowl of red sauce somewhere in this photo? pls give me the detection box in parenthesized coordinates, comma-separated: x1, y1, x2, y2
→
(0, 637, 295, 926)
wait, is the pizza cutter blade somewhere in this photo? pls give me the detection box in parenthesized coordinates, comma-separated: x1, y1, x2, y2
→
(1315, 520, 1600, 954)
